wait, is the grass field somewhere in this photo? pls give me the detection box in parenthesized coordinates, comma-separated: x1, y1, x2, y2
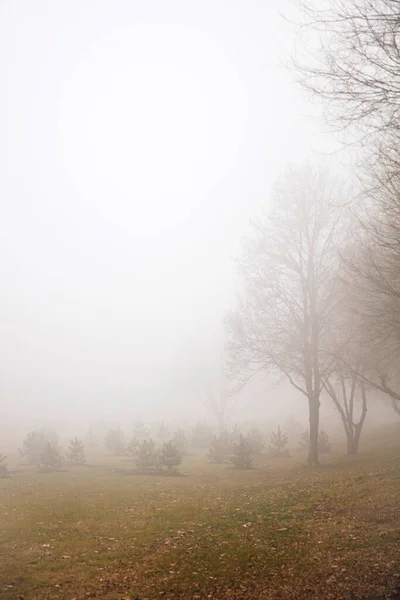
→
(1, 440, 400, 600)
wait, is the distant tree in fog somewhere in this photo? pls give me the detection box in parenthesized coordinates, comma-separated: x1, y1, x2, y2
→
(324, 368, 368, 454)
(135, 439, 159, 470)
(67, 437, 86, 466)
(297, 0, 400, 418)
(297, 0, 400, 160)
(207, 433, 233, 464)
(199, 380, 234, 434)
(321, 290, 369, 454)
(19, 429, 59, 465)
(38, 443, 63, 471)
(300, 428, 332, 454)
(161, 441, 182, 472)
(231, 435, 253, 469)
(341, 203, 400, 417)
(268, 426, 290, 458)
(104, 428, 125, 455)
(226, 166, 346, 466)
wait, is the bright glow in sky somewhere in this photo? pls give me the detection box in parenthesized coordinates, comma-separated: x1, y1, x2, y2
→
(56, 22, 249, 236)
(0, 0, 335, 431)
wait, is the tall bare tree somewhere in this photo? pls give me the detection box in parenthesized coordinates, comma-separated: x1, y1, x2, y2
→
(225, 165, 345, 466)
(296, 1, 400, 415)
(320, 274, 369, 452)
(324, 368, 368, 454)
(342, 179, 400, 415)
(199, 379, 233, 434)
(297, 0, 400, 148)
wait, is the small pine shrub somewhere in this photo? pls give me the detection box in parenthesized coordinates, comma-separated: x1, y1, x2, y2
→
(19, 429, 59, 464)
(268, 425, 290, 458)
(104, 428, 125, 455)
(39, 443, 63, 471)
(135, 439, 159, 469)
(161, 441, 182, 471)
(67, 437, 85, 465)
(207, 433, 233, 464)
(0, 454, 8, 478)
(231, 435, 253, 469)
(299, 429, 332, 454)
(172, 429, 189, 456)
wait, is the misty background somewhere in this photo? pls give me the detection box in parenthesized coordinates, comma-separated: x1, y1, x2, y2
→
(0, 0, 372, 440)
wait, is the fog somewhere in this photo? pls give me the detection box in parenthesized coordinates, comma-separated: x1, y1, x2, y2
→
(2, 3, 400, 597)
(0, 0, 375, 441)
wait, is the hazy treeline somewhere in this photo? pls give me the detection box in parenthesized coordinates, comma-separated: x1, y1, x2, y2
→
(224, 0, 400, 465)
(3, 1, 400, 471)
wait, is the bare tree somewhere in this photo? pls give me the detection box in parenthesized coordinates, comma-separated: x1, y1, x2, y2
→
(225, 165, 345, 466)
(342, 182, 400, 416)
(324, 368, 368, 454)
(294, 1, 400, 417)
(199, 380, 233, 434)
(320, 276, 369, 452)
(297, 0, 400, 146)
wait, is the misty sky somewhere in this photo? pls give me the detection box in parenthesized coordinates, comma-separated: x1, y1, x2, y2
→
(1, 0, 341, 428)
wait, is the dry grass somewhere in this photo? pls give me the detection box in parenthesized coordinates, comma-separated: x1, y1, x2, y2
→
(0, 444, 399, 599)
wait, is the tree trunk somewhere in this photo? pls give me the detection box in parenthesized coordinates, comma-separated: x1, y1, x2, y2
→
(347, 382, 368, 454)
(347, 429, 359, 454)
(308, 397, 320, 467)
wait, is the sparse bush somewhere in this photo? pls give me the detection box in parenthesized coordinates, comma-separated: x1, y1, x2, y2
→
(299, 429, 332, 454)
(39, 443, 63, 471)
(207, 432, 233, 464)
(0, 455, 8, 478)
(231, 435, 253, 469)
(172, 429, 189, 456)
(19, 429, 59, 464)
(268, 426, 290, 458)
(104, 428, 125, 455)
(161, 441, 182, 471)
(135, 439, 159, 469)
(67, 437, 85, 465)
(247, 426, 264, 454)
